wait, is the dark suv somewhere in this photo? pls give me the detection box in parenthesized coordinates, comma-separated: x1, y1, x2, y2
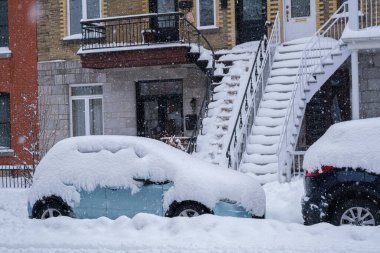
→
(302, 165, 380, 226)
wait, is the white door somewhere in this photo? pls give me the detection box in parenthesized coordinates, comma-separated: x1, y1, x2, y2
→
(283, 0, 316, 41)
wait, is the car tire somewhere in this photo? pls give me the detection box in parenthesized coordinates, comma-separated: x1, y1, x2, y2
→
(331, 198, 380, 226)
(33, 198, 72, 219)
(167, 201, 212, 218)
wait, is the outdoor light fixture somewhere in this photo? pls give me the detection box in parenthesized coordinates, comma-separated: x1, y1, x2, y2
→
(190, 97, 197, 112)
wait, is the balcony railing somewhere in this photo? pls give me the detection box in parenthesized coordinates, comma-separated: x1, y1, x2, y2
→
(81, 12, 192, 51)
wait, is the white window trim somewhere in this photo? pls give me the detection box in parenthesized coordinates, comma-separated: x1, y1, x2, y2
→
(69, 83, 104, 137)
(196, 0, 217, 29)
(67, 0, 102, 36)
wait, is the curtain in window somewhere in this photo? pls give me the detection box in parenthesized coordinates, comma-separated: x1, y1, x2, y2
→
(69, 0, 82, 35)
(89, 98, 103, 135)
(0, 93, 10, 148)
(72, 100, 86, 136)
(0, 0, 8, 47)
(87, 0, 100, 19)
(199, 0, 215, 26)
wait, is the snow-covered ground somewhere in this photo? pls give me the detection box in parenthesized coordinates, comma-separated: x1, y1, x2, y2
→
(1, 178, 380, 253)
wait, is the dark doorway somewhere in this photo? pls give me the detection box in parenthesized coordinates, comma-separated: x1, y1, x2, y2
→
(236, 0, 267, 44)
(136, 80, 184, 139)
(304, 68, 351, 146)
(149, 0, 179, 42)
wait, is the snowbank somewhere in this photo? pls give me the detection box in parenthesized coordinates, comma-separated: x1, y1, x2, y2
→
(29, 136, 265, 216)
(2, 187, 380, 253)
(304, 118, 380, 173)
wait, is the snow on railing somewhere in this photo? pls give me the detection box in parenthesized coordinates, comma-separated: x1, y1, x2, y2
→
(277, 3, 349, 182)
(359, 0, 380, 29)
(225, 13, 281, 169)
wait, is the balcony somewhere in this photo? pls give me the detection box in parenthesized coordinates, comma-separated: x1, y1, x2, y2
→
(79, 12, 200, 68)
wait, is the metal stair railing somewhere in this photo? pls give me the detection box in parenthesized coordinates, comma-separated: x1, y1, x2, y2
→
(277, 2, 349, 182)
(180, 18, 216, 154)
(225, 13, 281, 169)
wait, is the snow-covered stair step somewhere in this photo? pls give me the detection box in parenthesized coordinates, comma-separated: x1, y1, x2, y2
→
(274, 49, 342, 62)
(240, 162, 278, 174)
(260, 100, 290, 109)
(254, 117, 285, 127)
(248, 135, 280, 145)
(246, 144, 278, 155)
(265, 84, 295, 92)
(218, 53, 252, 61)
(263, 91, 292, 101)
(270, 67, 324, 77)
(277, 44, 333, 53)
(251, 125, 282, 135)
(257, 108, 287, 118)
(243, 153, 278, 164)
(267, 76, 297, 85)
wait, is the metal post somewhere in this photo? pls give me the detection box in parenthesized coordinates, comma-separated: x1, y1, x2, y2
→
(351, 50, 360, 120)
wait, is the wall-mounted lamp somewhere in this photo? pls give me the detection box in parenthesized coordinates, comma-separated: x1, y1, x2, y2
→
(190, 97, 197, 113)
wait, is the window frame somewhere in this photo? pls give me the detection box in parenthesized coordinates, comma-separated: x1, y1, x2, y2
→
(67, 0, 102, 36)
(0, 92, 11, 149)
(69, 83, 104, 137)
(196, 0, 217, 29)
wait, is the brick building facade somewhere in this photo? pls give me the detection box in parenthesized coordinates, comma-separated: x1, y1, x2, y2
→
(0, 0, 38, 165)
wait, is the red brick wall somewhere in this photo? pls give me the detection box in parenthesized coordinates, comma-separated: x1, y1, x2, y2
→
(0, 0, 38, 165)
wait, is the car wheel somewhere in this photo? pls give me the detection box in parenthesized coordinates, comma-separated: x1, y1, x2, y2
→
(167, 201, 212, 218)
(34, 198, 72, 219)
(332, 198, 380, 226)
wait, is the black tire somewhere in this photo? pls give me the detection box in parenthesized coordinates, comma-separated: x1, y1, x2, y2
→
(331, 198, 380, 226)
(166, 201, 212, 218)
(33, 198, 72, 219)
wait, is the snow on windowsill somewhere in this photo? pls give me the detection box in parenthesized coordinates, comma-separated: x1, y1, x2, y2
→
(63, 34, 83, 41)
(0, 47, 11, 58)
(197, 25, 219, 31)
(0, 148, 14, 157)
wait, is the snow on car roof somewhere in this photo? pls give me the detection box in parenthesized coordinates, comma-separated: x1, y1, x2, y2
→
(29, 136, 265, 216)
(304, 118, 380, 173)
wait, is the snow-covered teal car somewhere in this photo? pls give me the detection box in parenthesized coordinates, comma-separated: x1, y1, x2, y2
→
(28, 136, 265, 219)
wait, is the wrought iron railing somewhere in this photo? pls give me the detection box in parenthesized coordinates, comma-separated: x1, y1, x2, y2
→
(81, 12, 184, 50)
(225, 13, 281, 169)
(0, 165, 33, 188)
(277, 3, 349, 182)
(183, 19, 216, 153)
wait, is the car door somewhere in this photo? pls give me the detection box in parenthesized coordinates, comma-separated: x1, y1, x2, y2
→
(74, 187, 107, 218)
(105, 179, 167, 219)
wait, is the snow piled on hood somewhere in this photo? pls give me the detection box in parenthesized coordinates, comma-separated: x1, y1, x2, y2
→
(29, 136, 265, 216)
(304, 118, 380, 173)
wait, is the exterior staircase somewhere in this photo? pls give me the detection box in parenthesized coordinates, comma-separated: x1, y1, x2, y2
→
(194, 43, 259, 164)
(240, 37, 350, 183)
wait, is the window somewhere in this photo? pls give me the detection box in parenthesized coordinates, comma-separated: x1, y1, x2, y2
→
(0, 0, 8, 47)
(0, 93, 10, 149)
(68, 0, 101, 35)
(70, 85, 103, 136)
(291, 0, 310, 18)
(197, 0, 216, 28)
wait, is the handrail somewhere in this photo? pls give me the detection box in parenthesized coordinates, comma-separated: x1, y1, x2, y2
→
(225, 13, 281, 169)
(225, 36, 266, 167)
(277, 2, 349, 182)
